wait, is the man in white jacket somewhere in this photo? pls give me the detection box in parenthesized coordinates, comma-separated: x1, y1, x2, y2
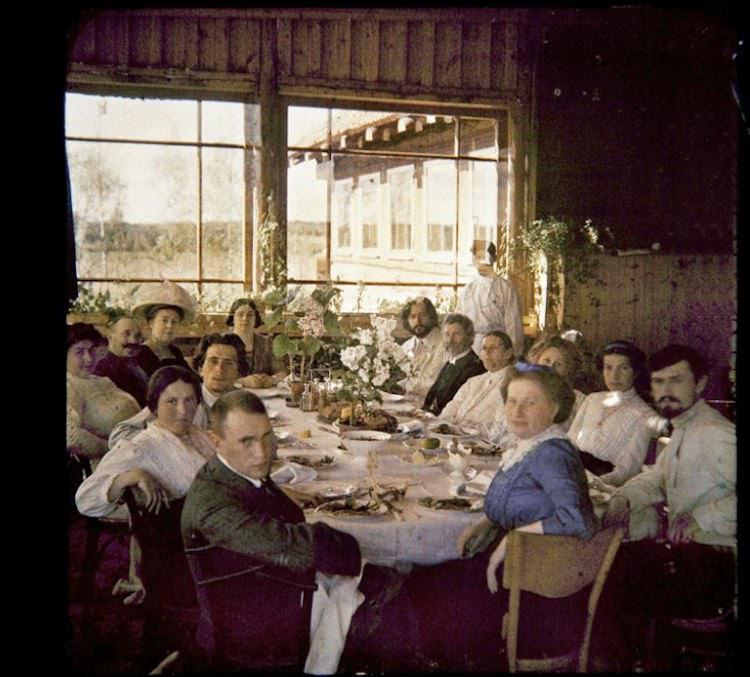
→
(399, 296, 448, 398)
(439, 330, 514, 434)
(601, 344, 735, 667)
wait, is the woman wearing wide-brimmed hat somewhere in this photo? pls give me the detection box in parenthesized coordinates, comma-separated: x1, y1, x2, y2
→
(133, 281, 195, 371)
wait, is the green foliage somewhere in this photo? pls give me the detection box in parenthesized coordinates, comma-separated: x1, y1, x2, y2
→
(68, 284, 131, 322)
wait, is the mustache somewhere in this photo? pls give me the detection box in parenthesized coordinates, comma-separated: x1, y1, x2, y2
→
(658, 396, 681, 404)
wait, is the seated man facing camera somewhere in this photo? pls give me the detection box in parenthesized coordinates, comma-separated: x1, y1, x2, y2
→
(181, 390, 422, 673)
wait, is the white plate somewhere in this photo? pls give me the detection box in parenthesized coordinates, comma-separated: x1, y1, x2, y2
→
(266, 407, 280, 420)
(274, 430, 290, 441)
(248, 387, 281, 399)
(317, 484, 358, 500)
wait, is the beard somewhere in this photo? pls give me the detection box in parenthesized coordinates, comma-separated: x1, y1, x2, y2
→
(656, 397, 688, 419)
(411, 323, 432, 338)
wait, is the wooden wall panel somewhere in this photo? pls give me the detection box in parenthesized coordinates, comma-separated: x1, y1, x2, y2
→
(276, 19, 292, 76)
(503, 21, 518, 90)
(461, 22, 491, 90)
(69, 16, 96, 63)
(350, 19, 380, 82)
(564, 254, 736, 398)
(163, 17, 187, 68)
(198, 18, 229, 72)
(227, 18, 261, 74)
(490, 21, 507, 91)
(95, 13, 129, 65)
(379, 21, 407, 84)
(406, 20, 434, 87)
(433, 22, 462, 89)
(321, 19, 352, 80)
(128, 16, 162, 67)
(292, 19, 322, 77)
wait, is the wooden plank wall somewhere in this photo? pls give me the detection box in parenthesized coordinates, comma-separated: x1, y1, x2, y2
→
(67, 9, 528, 102)
(563, 253, 736, 398)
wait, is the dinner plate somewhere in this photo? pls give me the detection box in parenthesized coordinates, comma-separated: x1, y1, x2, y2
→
(247, 387, 281, 399)
(316, 484, 358, 500)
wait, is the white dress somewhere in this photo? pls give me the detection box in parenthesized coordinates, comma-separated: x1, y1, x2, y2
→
(75, 421, 216, 517)
(457, 273, 524, 357)
(567, 388, 655, 486)
(440, 366, 510, 431)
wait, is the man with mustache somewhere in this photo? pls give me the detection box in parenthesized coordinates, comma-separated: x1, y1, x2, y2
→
(601, 344, 735, 668)
(422, 313, 485, 416)
(95, 316, 159, 407)
(399, 296, 448, 397)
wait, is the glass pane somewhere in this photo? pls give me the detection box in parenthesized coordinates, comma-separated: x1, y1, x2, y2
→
(331, 109, 456, 155)
(287, 153, 329, 281)
(68, 140, 198, 280)
(201, 101, 255, 145)
(389, 166, 413, 250)
(197, 283, 248, 315)
(459, 117, 498, 159)
(424, 160, 457, 252)
(288, 106, 329, 149)
(65, 93, 198, 142)
(360, 172, 380, 249)
(333, 179, 353, 249)
(333, 284, 459, 315)
(456, 160, 508, 280)
(202, 147, 244, 279)
(74, 281, 200, 316)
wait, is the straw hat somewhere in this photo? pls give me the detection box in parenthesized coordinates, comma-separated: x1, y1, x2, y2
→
(132, 281, 196, 322)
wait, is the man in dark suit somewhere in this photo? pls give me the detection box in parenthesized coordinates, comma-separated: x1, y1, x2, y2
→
(422, 313, 486, 415)
(181, 390, 422, 672)
(94, 316, 159, 407)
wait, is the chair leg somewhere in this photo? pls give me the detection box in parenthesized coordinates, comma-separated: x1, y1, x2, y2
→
(77, 519, 103, 631)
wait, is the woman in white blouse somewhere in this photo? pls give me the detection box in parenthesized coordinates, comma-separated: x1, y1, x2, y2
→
(76, 366, 216, 517)
(67, 323, 141, 460)
(567, 340, 657, 487)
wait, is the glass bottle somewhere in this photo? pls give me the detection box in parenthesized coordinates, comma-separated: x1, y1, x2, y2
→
(301, 383, 314, 412)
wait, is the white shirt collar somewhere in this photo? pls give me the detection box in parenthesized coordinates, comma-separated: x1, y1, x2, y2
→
(202, 384, 219, 408)
(449, 348, 471, 365)
(216, 452, 262, 488)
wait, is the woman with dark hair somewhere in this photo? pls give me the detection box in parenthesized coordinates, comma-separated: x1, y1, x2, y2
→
(133, 282, 195, 370)
(568, 340, 657, 486)
(75, 366, 216, 517)
(67, 323, 141, 459)
(225, 298, 276, 381)
(406, 363, 596, 670)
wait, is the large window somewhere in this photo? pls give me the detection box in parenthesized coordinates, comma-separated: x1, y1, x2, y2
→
(286, 105, 509, 312)
(65, 93, 261, 312)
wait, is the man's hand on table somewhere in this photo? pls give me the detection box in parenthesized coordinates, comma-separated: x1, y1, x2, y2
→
(667, 512, 699, 544)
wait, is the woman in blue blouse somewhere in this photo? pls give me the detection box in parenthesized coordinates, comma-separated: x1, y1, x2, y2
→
(406, 363, 596, 670)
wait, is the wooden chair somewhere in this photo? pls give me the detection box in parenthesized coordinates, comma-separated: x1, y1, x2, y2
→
(184, 536, 318, 672)
(123, 489, 197, 669)
(501, 526, 624, 672)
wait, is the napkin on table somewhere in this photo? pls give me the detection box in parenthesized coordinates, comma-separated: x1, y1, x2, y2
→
(270, 462, 317, 485)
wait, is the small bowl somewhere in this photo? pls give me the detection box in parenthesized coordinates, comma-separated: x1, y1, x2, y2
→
(340, 430, 393, 457)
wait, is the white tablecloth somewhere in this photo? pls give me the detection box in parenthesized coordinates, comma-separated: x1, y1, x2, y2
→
(265, 394, 493, 569)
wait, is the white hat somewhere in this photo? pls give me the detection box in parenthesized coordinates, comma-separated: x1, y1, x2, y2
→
(132, 281, 196, 322)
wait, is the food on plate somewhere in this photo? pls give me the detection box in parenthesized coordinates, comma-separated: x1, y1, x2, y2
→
(319, 401, 349, 423)
(299, 429, 312, 439)
(238, 373, 275, 389)
(420, 437, 441, 449)
(418, 497, 477, 511)
(431, 422, 463, 436)
(285, 455, 334, 468)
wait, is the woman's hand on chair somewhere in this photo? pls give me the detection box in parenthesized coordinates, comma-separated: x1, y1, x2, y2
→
(112, 469, 170, 514)
(486, 535, 508, 594)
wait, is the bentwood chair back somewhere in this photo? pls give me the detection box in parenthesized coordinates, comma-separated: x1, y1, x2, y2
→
(501, 526, 624, 672)
(123, 489, 197, 668)
(184, 537, 317, 672)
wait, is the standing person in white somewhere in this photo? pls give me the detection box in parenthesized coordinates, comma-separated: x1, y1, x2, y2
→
(399, 296, 448, 398)
(457, 240, 524, 358)
(440, 330, 515, 434)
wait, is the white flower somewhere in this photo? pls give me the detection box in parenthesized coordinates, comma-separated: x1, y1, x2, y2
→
(341, 345, 367, 371)
(358, 329, 375, 346)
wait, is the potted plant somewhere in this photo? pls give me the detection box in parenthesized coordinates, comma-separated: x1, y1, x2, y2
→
(260, 284, 343, 401)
